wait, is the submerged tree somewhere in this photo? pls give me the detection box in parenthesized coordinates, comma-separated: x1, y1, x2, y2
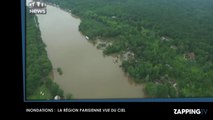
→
(57, 67, 63, 75)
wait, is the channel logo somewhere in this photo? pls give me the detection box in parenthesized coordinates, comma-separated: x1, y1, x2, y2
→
(174, 109, 208, 115)
(28, 1, 47, 14)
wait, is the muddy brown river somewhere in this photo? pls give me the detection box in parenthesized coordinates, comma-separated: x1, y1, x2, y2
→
(36, 5, 144, 99)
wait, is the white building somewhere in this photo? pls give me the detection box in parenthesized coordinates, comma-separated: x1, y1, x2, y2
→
(85, 36, 89, 40)
(54, 95, 61, 100)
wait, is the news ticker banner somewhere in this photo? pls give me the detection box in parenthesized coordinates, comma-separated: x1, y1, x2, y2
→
(26, 108, 125, 112)
(19, 102, 212, 115)
(25, 108, 209, 114)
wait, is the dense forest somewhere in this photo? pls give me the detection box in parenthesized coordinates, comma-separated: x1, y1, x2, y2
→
(26, 7, 64, 100)
(45, 0, 213, 98)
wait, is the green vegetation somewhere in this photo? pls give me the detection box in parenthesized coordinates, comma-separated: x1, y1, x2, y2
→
(57, 67, 63, 75)
(26, 8, 64, 100)
(46, 0, 213, 98)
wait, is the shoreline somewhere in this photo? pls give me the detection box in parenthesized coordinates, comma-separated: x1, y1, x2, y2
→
(46, 3, 144, 87)
(38, 3, 145, 98)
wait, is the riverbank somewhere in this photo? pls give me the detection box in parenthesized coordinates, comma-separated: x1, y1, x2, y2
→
(36, 4, 144, 99)
(46, 2, 143, 82)
(43, 0, 213, 98)
(26, 7, 64, 100)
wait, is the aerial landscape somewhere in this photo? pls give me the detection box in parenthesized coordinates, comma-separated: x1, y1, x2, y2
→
(26, 0, 213, 100)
